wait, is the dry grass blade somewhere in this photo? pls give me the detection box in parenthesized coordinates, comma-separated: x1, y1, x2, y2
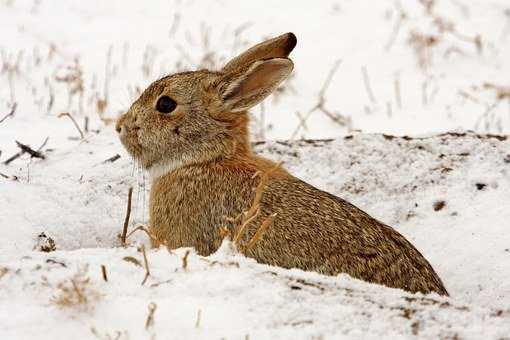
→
(195, 309, 202, 328)
(120, 187, 133, 246)
(385, 1, 407, 51)
(182, 249, 191, 270)
(232, 208, 260, 245)
(123, 256, 142, 267)
(394, 72, 402, 109)
(58, 112, 84, 139)
(232, 163, 281, 251)
(140, 244, 151, 285)
(218, 226, 231, 239)
(0, 102, 17, 124)
(101, 265, 108, 282)
(362, 66, 377, 104)
(244, 213, 277, 252)
(125, 225, 158, 243)
(145, 302, 157, 330)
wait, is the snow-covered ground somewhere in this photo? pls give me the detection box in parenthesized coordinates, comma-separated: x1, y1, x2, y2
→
(2, 131, 510, 339)
(1, 0, 510, 339)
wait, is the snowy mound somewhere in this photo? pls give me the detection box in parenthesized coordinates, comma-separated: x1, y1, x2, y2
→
(1, 130, 509, 339)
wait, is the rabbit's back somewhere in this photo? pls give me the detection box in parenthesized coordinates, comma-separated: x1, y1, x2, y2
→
(254, 176, 448, 295)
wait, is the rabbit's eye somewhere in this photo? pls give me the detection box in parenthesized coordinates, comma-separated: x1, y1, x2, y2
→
(156, 96, 177, 114)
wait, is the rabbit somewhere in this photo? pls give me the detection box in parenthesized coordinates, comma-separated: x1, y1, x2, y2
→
(116, 32, 448, 296)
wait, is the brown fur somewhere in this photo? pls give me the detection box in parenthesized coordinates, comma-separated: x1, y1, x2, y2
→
(116, 33, 448, 296)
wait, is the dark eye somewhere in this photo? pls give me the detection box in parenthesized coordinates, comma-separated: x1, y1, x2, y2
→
(156, 96, 177, 114)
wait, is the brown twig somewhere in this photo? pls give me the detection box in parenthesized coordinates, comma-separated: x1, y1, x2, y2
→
(101, 265, 108, 282)
(3, 137, 46, 165)
(121, 187, 133, 246)
(103, 154, 121, 163)
(16, 140, 45, 159)
(182, 249, 191, 270)
(4, 137, 48, 165)
(58, 112, 84, 139)
(3, 151, 23, 165)
(141, 244, 150, 285)
(0, 103, 17, 123)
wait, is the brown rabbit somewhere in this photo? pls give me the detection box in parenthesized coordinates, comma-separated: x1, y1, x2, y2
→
(116, 33, 448, 295)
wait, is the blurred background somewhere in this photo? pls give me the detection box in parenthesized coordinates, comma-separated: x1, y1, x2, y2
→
(1, 0, 509, 155)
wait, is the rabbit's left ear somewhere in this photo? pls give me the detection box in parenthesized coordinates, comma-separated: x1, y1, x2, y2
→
(219, 58, 293, 112)
(222, 32, 296, 73)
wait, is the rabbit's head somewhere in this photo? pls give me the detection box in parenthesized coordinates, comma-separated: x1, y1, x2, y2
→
(116, 33, 296, 176)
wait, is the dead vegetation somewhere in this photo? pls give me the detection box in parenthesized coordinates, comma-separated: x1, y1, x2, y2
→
(224, 163, 281, 254)
(0, 102, 16, 123)
(34, 232, 56, 252)
(58, 112, 85, 139)
(90, 327, 129, 340)
(51, 265, 101, 310)
(290, 59, 350, 140)
(145, 302, 157, 330)
(3, 137, 48, 165)
(458, 82, 510, 132)
(403, 1, 482, 70)
(120, 187, 134, 246)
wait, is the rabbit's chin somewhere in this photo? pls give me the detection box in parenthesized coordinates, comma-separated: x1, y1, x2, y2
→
(147, 157, 186, 179)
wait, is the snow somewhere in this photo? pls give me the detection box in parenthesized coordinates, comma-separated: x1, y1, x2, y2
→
(2, 131, 510, 339)
(1, 0, 510, 339)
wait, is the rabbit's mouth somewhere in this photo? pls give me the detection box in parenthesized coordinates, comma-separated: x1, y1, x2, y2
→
(118, 127, 144, 163)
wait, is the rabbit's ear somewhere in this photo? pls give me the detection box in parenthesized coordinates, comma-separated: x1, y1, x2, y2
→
(220, 58, 293, 112)
(222, 32, 296, 73)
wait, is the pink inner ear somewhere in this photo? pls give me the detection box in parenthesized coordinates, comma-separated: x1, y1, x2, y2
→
(226, 60, 291, 101)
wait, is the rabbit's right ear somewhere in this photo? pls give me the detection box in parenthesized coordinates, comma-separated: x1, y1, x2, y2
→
(222, 32, 296, 73)
(218, 58, 293, 113)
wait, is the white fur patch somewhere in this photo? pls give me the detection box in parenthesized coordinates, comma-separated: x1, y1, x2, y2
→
(148, 158, 186, 180)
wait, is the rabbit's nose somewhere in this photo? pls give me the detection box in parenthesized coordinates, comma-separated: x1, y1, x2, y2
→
(116, 115, 126, 133)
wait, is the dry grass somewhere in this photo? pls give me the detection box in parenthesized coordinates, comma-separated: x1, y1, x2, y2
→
(120, 187, 134, 246)
(195, 309, 202, 328)
(459, 82, 510, 132)
(90, 327, 129, 340)
(51, 265, 101, 310)
(225, 163, 281, 254)
(145, 302, 157, 330)
(58, 112, 84, 139)
(406, 1, 483, 71)
(140, 244, 151, 285)
(289, 59, 350, 140)
(182, 249, 191, 270)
